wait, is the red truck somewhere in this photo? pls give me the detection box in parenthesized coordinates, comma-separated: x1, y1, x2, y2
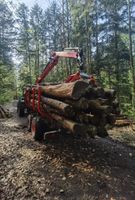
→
(17, 48, 117, 141)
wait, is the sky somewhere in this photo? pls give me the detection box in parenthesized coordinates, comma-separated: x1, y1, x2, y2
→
(11, 0, 51, 9)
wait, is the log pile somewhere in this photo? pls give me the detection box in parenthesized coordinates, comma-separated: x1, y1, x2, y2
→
(0, 105, 11, 118)
(114, 119, 131, 127)
(31, 80, 119, 137)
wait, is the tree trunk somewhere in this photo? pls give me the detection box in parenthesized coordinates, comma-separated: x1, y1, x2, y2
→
(85, 86, 105, 98)
(127, 0, 135, 108)
(50, 113, 86, 134)
(88, 100, 111, 114)
(41, 80, 89, 100)
(65, 97, 89, 111)
(41, 96, 74, 115)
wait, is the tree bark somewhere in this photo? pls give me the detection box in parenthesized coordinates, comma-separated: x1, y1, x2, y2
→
(104, 89, 116, 99)
(85, 86, 105, 98)
(50, 113, 86, 134)
(65, 97, 89, 111)
(88, 100, 111, 114)
(40, 80, 89, 100)
(41, 96, 73, 114)
(41, 97, 75, 118)
(115, 119, 131, 127)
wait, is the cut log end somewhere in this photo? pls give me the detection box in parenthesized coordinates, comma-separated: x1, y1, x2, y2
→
(72, 80, 89, 100)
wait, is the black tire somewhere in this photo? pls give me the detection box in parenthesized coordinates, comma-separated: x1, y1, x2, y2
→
(31, 117, 45, 141)
(27, 114, 33, 132)
(97, 126, 108, 138)
(17, 106, 25, 117)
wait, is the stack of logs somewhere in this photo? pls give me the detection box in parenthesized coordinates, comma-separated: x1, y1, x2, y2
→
(31, 80, 120, 137)
(0, 105, 10, 118)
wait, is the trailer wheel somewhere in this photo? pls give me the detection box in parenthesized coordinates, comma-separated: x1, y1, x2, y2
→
(17, 106, 24, 117)
(31, 117, 44, 141)
(27, 114, 32, 132)
(17, 98, 25, 117)
(97, 127, 108, 138)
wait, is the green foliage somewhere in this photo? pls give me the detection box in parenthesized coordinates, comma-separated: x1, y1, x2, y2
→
(0, 64, 16, 104)
(0, 1, 16, 104)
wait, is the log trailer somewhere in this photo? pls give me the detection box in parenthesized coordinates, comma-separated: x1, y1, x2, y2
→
(17, 48, 119, 141)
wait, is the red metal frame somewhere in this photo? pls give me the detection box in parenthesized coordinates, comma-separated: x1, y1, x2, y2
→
(36, 51, 78, 84)
(32, 87, 35, 110)
(65, 71, 81, 83)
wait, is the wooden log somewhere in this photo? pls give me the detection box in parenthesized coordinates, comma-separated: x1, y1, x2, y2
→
(42, 103, 75, 118)
(116, 115, 128, 120)
(104, 89, 116, 99)
(115, 119, 131, 127)
(50, 113, 87, 134)
(85, 86, 105, 99)
(88, 100, 111, 114)
(42, 105, 97, 136)
(41, 96, 73, 114)
(76, 113, 97, 124)
(97, 98, 110, 105)
(111, 107, 120, 115)
(40, 80, 89, 100)
(112, 100, 119, 108)
(65, 97, 89, 111)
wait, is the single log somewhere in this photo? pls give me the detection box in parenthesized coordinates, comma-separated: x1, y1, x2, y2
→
(88, 100, 111, 114)
(104, 89, 116, 99)
(115, 119, 131, 127)
(116, 115, 128, 120)
(65, 97, 89, 111)
(97, 98, 110, 105)
(41, 96, 73, 114)
(85, 86, 105, 98)
(50, 113, 87, 134)
(42, 103, 75, 118)
(76, 113, 98, 125)
(40, 80, 89, 100)
(111, 107, 121, 115)
(112, 100, 119, 108)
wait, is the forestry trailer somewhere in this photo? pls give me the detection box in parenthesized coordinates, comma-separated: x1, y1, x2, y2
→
(17, 48, 119, 141)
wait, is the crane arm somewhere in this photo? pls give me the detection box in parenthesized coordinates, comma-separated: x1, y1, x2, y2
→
(36, 55, 59, 84)
(36, 48, 83, 84)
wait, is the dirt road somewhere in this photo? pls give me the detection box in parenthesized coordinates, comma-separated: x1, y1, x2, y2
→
(0, 101, 135, 200)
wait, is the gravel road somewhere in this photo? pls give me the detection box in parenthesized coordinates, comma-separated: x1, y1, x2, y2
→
(0, 101, 135, 200)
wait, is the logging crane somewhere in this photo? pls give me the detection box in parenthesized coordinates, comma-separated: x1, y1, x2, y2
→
(17, 48, 118, 141)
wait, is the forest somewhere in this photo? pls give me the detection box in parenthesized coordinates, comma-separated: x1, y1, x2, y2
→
(0, 0, 135, 116)
(1, 1, 135, 199)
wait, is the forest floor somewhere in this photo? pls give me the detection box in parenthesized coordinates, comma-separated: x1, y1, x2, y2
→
(0, 101, 135, 200)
